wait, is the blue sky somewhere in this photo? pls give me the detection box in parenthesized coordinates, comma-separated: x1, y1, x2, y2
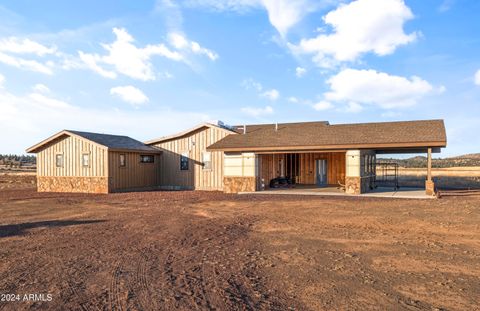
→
(0, 0, 479, 157)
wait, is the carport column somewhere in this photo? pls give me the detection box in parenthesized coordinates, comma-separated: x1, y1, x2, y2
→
(345, 150, 362, 194)
(425, 148, 435, 196)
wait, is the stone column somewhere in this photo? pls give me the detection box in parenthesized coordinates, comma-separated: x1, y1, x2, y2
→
(345, 150, 361, 194)
(425, 148, 435, 195)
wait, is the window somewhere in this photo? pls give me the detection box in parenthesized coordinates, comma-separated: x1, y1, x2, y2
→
(82, 153, 90, 167)
(55, 154, 64, 167)
(140, 155, 154, 163)
(119, 154, 126, 167)
(180, 152, 189, 170)
(202, 151, 212, 170)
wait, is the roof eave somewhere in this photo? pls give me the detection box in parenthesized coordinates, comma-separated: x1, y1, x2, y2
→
(207, 141, 447, 152)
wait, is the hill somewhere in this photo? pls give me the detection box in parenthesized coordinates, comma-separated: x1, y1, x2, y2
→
(378, 153, 480, 168)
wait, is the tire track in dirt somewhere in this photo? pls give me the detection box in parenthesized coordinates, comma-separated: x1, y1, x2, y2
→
(108, 260, 124, 311)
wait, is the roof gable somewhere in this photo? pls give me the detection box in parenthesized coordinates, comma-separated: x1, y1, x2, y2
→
(145, 122, 237, 145)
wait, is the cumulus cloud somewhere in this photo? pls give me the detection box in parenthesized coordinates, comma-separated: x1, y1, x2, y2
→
(241, 105, 274, 117)
(168, 32, 218, 61)
(295, 66, 306, 77)
(0, 73, 4, 87)
(79, 27, 184, 81)
(291, 0, 418, 67)
(184, 0, 323, 36)
(110, 85, 149, 106)
(0, 37, 57, 74)
(324, 68, 434, 109)
(475, 69, 480, 86)
(313, 100, 333, 111)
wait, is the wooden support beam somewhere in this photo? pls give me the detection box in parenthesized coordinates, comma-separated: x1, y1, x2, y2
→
(427, 147, 432, 181)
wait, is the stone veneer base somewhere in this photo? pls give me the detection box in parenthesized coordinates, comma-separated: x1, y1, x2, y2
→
(37, 176, 109, 194)
(223, 176, 256, 194)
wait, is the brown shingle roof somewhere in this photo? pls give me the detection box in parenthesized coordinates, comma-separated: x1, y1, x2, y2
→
(207, 120, 447, 151)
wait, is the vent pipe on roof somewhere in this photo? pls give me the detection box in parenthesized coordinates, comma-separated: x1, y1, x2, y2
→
(275, 122, 278, 132)
(243, 125, 246, 134)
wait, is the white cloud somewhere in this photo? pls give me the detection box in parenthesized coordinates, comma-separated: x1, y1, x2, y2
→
(242, 78, 280, 101)
(295, 66, 306, 77)
(288, 96, 299, 103)
(0, 37, 56, 74)
(0, 73, 4, 87)
(184, 0, 324, 36)
(438, 0, 455, 12)
(32, 84, 50, 94)
(0, 81, 210, 153)
(324, 68, 434, 109)
(241, 105, 274, 117)
(260, 0, 318, 37)
(79, 27, 183, 81)
(110, 85, 149, 106)
(343, 101, 363, 113)
(313, 100, 333, 111)
(292, 0, 418, 67)
(241, 78, 263, 91)
(168, 32, 218, 61)
(475, 69, 480, 86)
(0, 37, 56, 56)
(260, 89, 279, 101)
(0, 52, 54, 75)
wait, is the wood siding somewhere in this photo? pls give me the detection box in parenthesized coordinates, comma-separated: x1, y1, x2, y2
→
(152, 126, 232, 190)
(36, 135, 108, 177)
(259, 152, 346, 186)
(108, 152, 160, 191)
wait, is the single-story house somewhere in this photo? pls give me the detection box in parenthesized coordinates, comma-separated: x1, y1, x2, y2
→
(27, 119, 447, 195)
(26, 130, 161, 193)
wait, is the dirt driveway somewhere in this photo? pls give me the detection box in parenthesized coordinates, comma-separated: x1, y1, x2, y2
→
(0, 176, 479, 310)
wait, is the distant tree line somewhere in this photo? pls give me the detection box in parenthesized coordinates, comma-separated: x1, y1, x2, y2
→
(0, 154, 36, 167)
(378, 155, 480, 168)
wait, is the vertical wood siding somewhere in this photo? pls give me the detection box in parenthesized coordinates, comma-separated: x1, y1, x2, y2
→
(36, 135, 107, 177)
(108, 152, 160, 191)
(259, 152, 346, 186)
(152, 126, 232, 190)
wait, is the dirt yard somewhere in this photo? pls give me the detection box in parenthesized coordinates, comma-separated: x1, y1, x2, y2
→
(0, 175, 479, 310)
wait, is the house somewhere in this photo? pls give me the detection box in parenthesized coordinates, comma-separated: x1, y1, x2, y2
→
(26, 130, 161, 193)
(206, 120, 447, 195)
(26, 119, 447, 195)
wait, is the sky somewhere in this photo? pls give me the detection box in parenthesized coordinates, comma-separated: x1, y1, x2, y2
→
(0, 0, 479, 157)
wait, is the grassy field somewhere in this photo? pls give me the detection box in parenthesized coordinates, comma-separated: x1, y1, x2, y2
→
(0, 174, 480, 310)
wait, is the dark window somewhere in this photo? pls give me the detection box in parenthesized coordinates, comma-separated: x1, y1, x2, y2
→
(180, 152, 189, 170)
(56, 154, 63, 167)
(120, 154, 126, 167)
(202, 151, 211, 170)
(82, 153, 90, 167)
(140, 155, 154, 163)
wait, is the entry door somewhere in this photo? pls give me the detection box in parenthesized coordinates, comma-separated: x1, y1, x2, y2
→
(316, 159, 328, 186)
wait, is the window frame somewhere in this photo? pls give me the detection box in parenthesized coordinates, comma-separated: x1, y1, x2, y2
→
(140, 154, 155, 164)
(119, 154, 126, 167)
(55, 153, 64, 168)
(202, 151, 212, 170)
(81, 153, 90, 167)
(180, 152, 189, 171)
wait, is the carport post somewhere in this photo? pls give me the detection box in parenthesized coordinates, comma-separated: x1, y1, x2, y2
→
(425, 148, 435, 196)
(427, 148, 432, 182)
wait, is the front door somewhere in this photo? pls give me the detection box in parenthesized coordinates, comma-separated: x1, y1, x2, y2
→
(316, 159, 328, 186)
